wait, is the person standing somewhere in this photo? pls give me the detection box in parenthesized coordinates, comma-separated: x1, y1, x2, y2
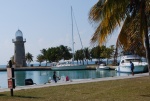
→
(9, 60, 12, 68)
(53, 71, 58, 83)
(130, 61, 134, 76)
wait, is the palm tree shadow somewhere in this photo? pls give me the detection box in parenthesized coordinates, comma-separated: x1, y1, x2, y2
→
(141, 94, 150, 97)
(0, 94, 6, 96)
(14, 95, 41, 99)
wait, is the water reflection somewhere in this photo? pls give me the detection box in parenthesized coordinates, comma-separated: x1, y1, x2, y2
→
(0, 72, 7, 88)
(15, 71, 26, 86)
(25, 71, 53, 85)
(56, 70, 99, 80)
(96, 70, 117, 78)
(0, 70, 132, 88)
(116, 72, 131, 76)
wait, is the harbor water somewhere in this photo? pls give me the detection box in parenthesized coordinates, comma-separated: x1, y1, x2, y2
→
(0, 69, 130, 89)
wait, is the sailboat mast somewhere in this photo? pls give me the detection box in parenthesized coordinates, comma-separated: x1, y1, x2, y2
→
(72, 10, 86, 59)
(71, 6, 74, 64)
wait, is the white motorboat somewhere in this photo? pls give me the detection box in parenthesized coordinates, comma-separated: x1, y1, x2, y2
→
(51, 65, 87, 70)
(55, 60, 73, 67)
(96, 64, 110, 70)
(116, 54, 148, 73)
(51, 60, 87, 70)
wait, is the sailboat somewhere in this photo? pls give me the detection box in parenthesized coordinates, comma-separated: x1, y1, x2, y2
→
(51, 7, 87, 70)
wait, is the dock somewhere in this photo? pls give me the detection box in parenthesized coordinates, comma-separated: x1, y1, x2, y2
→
(0, 67, 52, 71)
(0, 65, 118, 71)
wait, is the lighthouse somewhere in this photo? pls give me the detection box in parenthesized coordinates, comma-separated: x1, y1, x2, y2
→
(12, 30, 27, 67)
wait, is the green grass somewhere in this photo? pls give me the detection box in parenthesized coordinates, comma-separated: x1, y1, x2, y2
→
(1, 76, 150, 101)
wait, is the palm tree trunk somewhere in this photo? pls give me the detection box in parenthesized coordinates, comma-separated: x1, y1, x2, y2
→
(82, 59, 84, 65)
(39, 62, 41, 66)
(144, 28, 150, 75)
(87, 59, 88, 65)
(107, 58, 108, 65)
(144, 15, 150, 75)
(142, 0, 150, 75)
(45, 60, 47, 66)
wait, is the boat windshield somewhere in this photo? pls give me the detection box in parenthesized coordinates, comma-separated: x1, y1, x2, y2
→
(124, 59, 141, 63)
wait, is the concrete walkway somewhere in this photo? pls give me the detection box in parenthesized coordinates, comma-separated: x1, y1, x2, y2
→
(0, 73, 149, 93)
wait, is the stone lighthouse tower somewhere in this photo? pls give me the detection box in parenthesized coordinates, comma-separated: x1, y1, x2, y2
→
(12, 29, 27, 67)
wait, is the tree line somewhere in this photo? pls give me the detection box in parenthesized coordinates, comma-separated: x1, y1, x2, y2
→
(19, 45, 115, 66)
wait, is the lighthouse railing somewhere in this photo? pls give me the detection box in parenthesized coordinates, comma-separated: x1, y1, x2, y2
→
(12, 39, 26, 42)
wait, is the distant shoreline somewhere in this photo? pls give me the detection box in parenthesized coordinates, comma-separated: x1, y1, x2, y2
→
(0, 67, 52, 71)
(0, 65, 97, 71)
(0, 64, 118, 71)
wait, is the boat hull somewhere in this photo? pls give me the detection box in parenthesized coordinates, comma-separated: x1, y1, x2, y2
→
(96, 66, 110, 70)
(116, 65, 148, 73)
(51, 65, 87, 70)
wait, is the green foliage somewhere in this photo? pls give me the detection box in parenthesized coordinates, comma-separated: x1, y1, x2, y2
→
(25, 52, 33, 66)
(36, 54, 44, 66)
(74, 49, 85, 64)
(37, 45, 114, 64)
(10, 55, 15, 64)
(90, 45, 115, 62)
(40, 45, 72, 63)
(90, 46, 102, 60)
(84, 47, 90, 60)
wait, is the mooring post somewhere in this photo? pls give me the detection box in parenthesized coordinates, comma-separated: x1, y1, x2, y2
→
(10, 89, 13, 96)
(7, 60, 15, 96)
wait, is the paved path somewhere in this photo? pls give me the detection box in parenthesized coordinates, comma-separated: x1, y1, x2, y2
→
(0, 73, 149, 92)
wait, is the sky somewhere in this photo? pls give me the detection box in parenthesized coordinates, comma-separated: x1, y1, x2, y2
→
(0, 0, 119, 65)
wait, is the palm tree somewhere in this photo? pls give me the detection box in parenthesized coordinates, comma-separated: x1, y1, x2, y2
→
(36, 54, 44, 66)
(104, 45, 115, 65)
(25, 52, 33, 67)
(89, 0, 150, 74)
(74, 50, 80, 64)
(41, 49, 48, 66)
(10, 55, 15, 65)
(84, 48, 90, 65)
(90, 46, 102, 64)
(59, 45, 72, 60)
(47, 47, 61, 62)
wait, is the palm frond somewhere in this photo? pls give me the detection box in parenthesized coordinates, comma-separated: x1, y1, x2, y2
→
(116, 12, 146, 57)
(90, 0, 129, 45)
